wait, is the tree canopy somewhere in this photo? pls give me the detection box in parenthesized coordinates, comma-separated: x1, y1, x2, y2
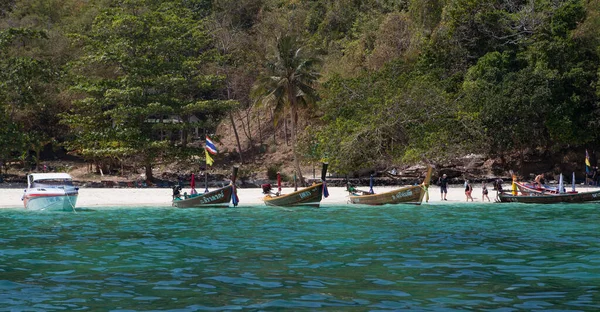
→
(1, 0, 600, 176)
(252, 35, 321, 183)
(62, 0, 236, 180)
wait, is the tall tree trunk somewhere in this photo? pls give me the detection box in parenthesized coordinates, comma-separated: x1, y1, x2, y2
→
(181, 116, 189, 148)
(145, 162, 154, 183)
(225, 88, 244, 163)
(289, 95, 304, 185)
(35, 148, 41, 171)
(284, 115, 289, 146)
(244, 108, 254, 147)
(160, 116, 164, 140)
(237, 110, 254, 147)
(120, 158, 124, 177)
(244, 108, 252, 140)
(270, 108, 277, 145)
(229, 111, 244, 163)
(257, 108, 263, 145)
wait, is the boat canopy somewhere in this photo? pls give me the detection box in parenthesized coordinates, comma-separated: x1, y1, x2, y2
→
(29, 173, 73, 181)
(28, 173, 74, 187)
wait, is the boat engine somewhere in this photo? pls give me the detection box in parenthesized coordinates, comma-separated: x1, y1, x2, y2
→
(261, 183, 272, 194)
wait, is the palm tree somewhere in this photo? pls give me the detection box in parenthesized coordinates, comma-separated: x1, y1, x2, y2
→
(252, 35, 321, 185)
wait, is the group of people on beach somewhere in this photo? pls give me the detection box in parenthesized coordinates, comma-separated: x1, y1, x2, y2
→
(586, 166, 599, 185)
(437, 174, 496, 202)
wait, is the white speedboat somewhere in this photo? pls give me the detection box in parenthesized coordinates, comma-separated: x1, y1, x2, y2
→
(22, 173, 79, 211)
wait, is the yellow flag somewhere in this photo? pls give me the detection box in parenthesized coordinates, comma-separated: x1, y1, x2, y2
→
(205, 149, 214, 166)
(586, 150, 591, 167)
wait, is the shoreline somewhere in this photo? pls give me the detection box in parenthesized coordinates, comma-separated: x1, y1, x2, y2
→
(2, 185, 599, 209)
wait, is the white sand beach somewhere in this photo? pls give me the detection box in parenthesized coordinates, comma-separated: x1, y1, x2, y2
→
(1, 184, 598, 209)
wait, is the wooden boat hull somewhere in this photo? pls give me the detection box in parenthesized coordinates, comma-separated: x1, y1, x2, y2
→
(348, 184, 426, 205)
(498, 190, 600, 204)
(172, 185, 233, 208)
(263, 183, 324, 207)
(348, 166, 432, 206)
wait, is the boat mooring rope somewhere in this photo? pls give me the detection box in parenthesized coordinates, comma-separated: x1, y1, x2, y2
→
(66, 194, 77, 213)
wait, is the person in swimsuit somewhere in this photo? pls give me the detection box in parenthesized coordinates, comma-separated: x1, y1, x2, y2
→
(482, 182, 490, 202)
(465, 180, 474, 202)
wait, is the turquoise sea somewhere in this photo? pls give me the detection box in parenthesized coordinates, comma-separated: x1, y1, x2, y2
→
(1, 203, 600, 311)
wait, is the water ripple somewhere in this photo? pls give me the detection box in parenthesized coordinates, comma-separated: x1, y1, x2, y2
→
(0, 204, 599, 310)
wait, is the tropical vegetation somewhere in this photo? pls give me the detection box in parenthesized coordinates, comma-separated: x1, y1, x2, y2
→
(1, 0, 600, 179)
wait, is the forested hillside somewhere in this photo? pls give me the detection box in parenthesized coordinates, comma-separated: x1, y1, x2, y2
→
(1, 0, 599, 180)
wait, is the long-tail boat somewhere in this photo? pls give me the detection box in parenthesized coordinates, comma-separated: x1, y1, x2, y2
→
(512, 172, 583, 196)
(498, 172, 600, 203)
(514, 182, 560, 195)
(347, 166, 432, 205)
(262, 163, 329, 207)
(172, 166, 239, 208)
(498, 189, 600, 203)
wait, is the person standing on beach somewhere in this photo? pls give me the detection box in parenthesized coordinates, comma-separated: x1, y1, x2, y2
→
(438, 174, 448, 201)
(465, 180, 474, 201)
(482, 182, 490, 202)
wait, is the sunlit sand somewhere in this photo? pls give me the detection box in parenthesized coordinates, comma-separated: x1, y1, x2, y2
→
(1, 184, 598, 208)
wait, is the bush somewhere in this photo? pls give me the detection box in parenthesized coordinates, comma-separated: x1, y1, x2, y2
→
(267, 165, 280, 180)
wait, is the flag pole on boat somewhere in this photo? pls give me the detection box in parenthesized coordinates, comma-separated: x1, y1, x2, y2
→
(231, 166, 239, 207)
(204, 171, 209, 193)
(277, 172, 282, 195)
(204, 135, 218, 193)
(293, 171, 297, 192)
(321, 162, 329, 198)
(191, 173, 198, 195)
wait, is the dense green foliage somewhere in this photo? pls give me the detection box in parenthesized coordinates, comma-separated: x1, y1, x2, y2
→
(252, 35, 321, 183)
(62, 0, 234, 180)
(1, 0, 600, 176)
